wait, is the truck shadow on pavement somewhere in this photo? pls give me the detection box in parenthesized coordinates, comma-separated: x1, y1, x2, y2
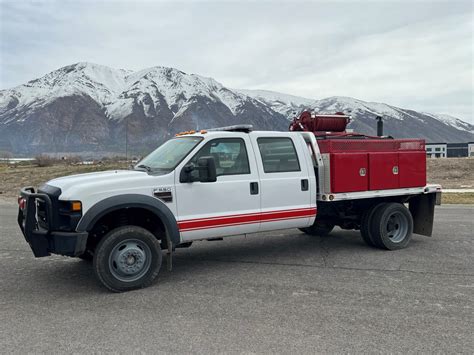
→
(156, 228, 414, 285)
(13, 228, 422, 294)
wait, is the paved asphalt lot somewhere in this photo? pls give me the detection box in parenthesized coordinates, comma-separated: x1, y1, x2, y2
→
(0, 201, 473, 353)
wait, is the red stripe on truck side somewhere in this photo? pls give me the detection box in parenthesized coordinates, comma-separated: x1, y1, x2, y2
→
(178, 207, 316, 232)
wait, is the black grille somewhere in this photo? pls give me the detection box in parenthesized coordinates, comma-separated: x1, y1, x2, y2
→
(37, 200, 48, 229)
(37, 184, 62, 230)
(37, 184, 82, 232)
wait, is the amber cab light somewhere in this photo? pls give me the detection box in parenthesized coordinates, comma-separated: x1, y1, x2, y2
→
(71, 201, 82, 212)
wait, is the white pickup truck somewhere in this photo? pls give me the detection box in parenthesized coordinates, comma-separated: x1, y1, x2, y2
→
(18, 123, 441, 292)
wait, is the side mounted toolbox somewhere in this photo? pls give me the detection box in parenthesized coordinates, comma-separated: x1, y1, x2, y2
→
(318, 138, 426, 193)
(398, 151, 426, 188)
(330, 153, 368, 193)
(368, 152, 399, 190)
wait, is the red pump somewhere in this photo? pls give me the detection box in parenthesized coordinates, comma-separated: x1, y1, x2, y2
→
(289, 111, 350, 133)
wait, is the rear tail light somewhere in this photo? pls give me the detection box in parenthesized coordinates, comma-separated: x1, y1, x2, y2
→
(18, 197, 26, 210)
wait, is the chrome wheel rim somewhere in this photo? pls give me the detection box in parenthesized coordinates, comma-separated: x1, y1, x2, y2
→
(109, 239, 152, 282)
(386, 212, 408, 243)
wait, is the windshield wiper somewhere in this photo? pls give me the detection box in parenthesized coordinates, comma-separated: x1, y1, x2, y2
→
(135, 164, 152, 172)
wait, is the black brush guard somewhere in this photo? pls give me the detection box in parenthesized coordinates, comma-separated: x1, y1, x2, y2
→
(18, 187, 88, 257)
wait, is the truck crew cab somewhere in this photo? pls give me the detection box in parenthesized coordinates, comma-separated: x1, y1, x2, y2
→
(18, 113, 441, 292)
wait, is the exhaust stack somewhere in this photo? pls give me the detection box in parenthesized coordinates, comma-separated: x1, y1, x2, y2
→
(376, 116, 383, 137)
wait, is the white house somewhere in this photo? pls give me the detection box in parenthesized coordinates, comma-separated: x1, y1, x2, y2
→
(426, 143, 447, 158)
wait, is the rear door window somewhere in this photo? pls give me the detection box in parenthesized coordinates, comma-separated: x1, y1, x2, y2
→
(257, 137, 301, 173)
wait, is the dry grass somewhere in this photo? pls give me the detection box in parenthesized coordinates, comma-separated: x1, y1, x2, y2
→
(441, 193, 474, 205)
(0, 161, 128, 199)
(427, 157, 474, 189)
(1, 157, 472, 203)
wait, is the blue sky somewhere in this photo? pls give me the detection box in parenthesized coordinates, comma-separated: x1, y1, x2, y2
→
(0, 0, 473, 122)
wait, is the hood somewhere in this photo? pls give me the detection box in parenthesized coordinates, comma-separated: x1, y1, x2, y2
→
(46, 169, 168, 202)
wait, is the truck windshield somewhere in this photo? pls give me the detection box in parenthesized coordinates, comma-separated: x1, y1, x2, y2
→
(135, 136, 203, 172)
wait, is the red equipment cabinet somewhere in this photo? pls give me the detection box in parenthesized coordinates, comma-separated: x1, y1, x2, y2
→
(330, 153, 368, 193)
(398, 151, 426, 188)
(318, 139, 426, 193)
(368, 152, 399, 190)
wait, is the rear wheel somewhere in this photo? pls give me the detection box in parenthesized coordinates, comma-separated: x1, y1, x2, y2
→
(93, 226, 162, 292)
(360, 203, 387, 247)
(299, 221, 335, 236)
(370, 203, 413, 250)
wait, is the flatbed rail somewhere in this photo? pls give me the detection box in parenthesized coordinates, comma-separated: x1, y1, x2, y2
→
(318, 184, 442, 202)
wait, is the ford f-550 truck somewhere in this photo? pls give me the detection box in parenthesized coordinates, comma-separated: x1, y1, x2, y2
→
(18, 112, 441, 292)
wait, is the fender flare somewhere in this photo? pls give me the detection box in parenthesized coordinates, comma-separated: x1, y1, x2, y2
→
(76, 194, 181, 246)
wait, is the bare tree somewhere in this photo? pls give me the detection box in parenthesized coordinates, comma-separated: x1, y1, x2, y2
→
(0, 151, 13, 164)
(34, 154, 55, 167)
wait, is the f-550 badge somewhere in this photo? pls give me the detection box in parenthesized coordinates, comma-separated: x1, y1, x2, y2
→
(153, 187, 173, 203)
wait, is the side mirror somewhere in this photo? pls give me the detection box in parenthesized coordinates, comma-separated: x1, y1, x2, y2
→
(197, 156, 217, 183)
(179, 163, 195, 183)
(179, 156, 217, 183)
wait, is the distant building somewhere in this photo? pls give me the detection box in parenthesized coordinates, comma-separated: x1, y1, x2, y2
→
(468, 142, 474, 157)
(447, 143, 468, 158)
(426, 143, 447, 158)
(426, 142, 472, 158)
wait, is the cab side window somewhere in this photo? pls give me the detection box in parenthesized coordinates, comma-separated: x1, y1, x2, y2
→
(190, 138, 250, 178)
(257, 137, 301, 173)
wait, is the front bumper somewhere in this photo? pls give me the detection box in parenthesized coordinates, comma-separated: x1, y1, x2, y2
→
(18, 187, 88, 257)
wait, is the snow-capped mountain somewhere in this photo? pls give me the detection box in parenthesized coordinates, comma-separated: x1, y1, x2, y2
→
(312, 96, 473, 142)
(0, 63, 286, 154)
(0, 62, 472, 155)
(235, 89, 314, 116)
(241, 92, 474, 143)
(421, 112, 473, 133)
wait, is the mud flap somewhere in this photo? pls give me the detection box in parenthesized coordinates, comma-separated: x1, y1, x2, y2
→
(166, 233, 173, 271)
(409, 193, 437, 237)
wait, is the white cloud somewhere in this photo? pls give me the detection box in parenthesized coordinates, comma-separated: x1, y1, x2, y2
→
(0, 0, 472, 122)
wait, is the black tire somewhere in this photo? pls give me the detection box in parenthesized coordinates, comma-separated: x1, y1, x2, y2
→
(299, 221, 335, 236)
(360, 203, 387, 247)
(78, 250, 93, 262)
(93, 226, 162, 292)
(370, 203, 413, 250)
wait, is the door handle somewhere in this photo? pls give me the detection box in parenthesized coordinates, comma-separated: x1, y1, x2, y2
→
(301, 179, 309, 191)
(250, 182, 259, 195)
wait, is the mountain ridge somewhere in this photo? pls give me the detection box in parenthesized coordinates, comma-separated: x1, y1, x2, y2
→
(0, 62, 472, 155)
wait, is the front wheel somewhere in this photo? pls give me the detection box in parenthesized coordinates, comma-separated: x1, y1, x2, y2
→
(299, 221, 335, 236)
(93, 226, 162, 292)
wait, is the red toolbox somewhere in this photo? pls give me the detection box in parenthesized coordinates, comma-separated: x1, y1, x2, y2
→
(319, 138, 426, 193)
(330, 153, 368, 193)
(398, 151, 426, 188)
(369, 152, 399, 190)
